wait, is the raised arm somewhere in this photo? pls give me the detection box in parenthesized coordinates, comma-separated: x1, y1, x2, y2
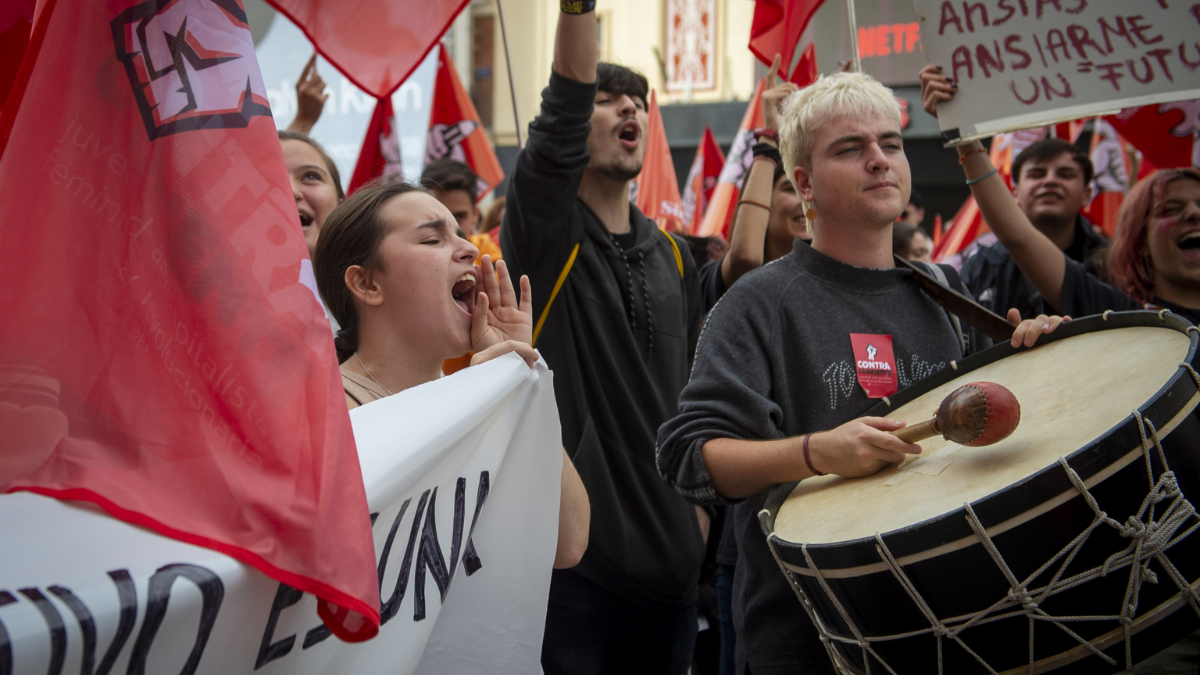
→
(920, 66, 1067, 311)
(554, 7, 597, 83)
(722, 55, 797, 287)
(499, 3, 600, 280)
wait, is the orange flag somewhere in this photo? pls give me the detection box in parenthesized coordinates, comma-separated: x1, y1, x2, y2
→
(426, 43, 504, 201)
(697, 78, 766, 238)
(635, 90, 686, 232)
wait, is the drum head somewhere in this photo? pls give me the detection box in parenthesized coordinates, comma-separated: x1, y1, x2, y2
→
(774, 323, 1191, 547)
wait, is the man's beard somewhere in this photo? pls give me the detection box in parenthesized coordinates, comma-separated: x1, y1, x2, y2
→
(593, 154, 642, 182)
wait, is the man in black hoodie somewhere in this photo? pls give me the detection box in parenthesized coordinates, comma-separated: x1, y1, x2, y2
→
(499, 3, 704, 673)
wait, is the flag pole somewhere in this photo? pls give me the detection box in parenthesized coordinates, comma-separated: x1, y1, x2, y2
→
(845, 0, 862, 72)
(495, 0, 524, 150)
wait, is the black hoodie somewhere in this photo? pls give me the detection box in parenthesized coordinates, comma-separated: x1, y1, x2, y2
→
(500, 71, 705, 606)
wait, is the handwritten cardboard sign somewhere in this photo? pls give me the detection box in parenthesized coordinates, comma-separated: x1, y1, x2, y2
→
(913, 0, 1200, 144)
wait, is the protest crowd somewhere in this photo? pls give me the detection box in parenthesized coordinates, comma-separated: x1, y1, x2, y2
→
(2, 0, 1200, 674)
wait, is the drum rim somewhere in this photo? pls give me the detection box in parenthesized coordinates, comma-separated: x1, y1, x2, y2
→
(761, 309, 1200, 572)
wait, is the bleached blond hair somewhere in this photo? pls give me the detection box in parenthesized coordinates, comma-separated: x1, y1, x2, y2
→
(778, 72, 903, 182)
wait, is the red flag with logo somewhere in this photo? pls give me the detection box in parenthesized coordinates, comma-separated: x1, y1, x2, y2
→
(682, 126, 725, 234)
(749, 0, 828, 68)
(697, 78, 766, 238)
(1105, 102, 1199, 170)
(425, 43, 504, 200)
(634, 90, 686, 233)
(349, 95, 403, 195)
(0, 0, 380, 641)
(266, 0, 467, 99)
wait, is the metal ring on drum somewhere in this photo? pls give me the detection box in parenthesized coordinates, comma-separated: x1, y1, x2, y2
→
(759, 310, 1200, 675)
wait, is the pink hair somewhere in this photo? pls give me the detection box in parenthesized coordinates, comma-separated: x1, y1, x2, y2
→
(1108, 168, 1200, 305)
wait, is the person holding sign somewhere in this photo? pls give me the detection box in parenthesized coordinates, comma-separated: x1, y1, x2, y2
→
(656, 71, 1064, 674)
(958, 135, 1107, 319)
(921, 67, 1200, 326)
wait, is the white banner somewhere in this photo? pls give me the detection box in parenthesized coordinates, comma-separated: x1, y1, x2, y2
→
(0, 353, 561, 674)
(913, 0, 1200, 144)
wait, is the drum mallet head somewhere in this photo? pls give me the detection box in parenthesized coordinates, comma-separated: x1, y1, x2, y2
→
(892, 382, 1021, 446)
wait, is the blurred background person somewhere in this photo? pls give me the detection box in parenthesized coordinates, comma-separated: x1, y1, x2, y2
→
(893, 221, 932, 262)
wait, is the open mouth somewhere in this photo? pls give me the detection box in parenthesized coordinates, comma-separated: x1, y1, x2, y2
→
(1178, 231, 1200, 251)
(299, 212, 314, 230)
(451, 271, 478, 316)
(617, 121, 640, 149)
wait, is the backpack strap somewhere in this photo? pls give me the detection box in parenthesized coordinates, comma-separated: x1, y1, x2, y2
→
(532, 242, 581, 348)
(659, 228, 685, 278)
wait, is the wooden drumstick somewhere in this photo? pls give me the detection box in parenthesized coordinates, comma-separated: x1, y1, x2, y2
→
(892, 382, 1021, 446)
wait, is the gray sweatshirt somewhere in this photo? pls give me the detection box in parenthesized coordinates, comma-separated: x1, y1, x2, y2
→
(657, 240, 985, 673)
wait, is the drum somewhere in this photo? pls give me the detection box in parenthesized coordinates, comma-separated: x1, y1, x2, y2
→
(761, 311, 1200, 674)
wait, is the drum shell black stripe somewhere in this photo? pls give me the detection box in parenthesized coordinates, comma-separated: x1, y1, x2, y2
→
(761, 311, 1200, 674)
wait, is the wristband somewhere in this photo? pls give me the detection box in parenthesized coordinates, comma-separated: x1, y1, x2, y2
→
(751, 142, 782, 168)
(737, 199, 771, 212)
(965, 166, 999, 186)
(803, 434, 826, 477)
(560, 0, 596, 14)
(751, 127, 779, 143)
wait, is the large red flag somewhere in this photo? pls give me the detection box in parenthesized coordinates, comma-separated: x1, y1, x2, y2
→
(425, 43, 504, 200)
(1105, 102, 1199, 170)
(634, 90, 686, 232)
(682, 126, 725, 234)
(266, 0, 467, 99)
(349, 95, 403, 195)
(0, 0, 380, 641)
(749, 0, 827, 68)
(697, 78, 766, 238)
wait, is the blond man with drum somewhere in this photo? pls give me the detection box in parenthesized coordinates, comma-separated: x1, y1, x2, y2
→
(656, 72, 1062, 673)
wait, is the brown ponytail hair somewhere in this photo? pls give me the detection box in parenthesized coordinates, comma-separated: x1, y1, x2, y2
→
(313, 181, 432, 363)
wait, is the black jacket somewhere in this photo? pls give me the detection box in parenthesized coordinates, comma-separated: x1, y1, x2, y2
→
(501, 71, 705, 606)
(961, 215, 1107, 319)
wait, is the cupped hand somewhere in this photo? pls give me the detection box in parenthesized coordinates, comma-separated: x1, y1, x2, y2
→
(762, 54, 799, 132)
(470, 340, 539, 369)
(1007, 308, 1070, 348)
(806, 417, 921, 478)
(919, 64, 956, 118)
(470, 255, 533, 352)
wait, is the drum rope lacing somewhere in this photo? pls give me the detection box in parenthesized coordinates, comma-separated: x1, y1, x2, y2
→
(767, 366, 1200, 675)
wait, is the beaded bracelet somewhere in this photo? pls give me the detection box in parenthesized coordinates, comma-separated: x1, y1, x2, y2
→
(957, 145, 988, 164)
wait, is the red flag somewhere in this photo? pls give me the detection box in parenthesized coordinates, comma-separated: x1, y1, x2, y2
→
(682, 126, 726, 233)
(932, 196, 988, 263)
(1053, 119, 1085, 143)
(426, 43, 504, 201)
(749, 0, 827, 68)
(266, 0, 467, 98)
(634, 90, 686, 233)
(932, 214, 943, 247)
(788, 42, 818, 87)
(697, 78, 766, 238)
(349, 95, 403, 195)
(1105, 102, 1199, 170)
(0, 0, 379, 641)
